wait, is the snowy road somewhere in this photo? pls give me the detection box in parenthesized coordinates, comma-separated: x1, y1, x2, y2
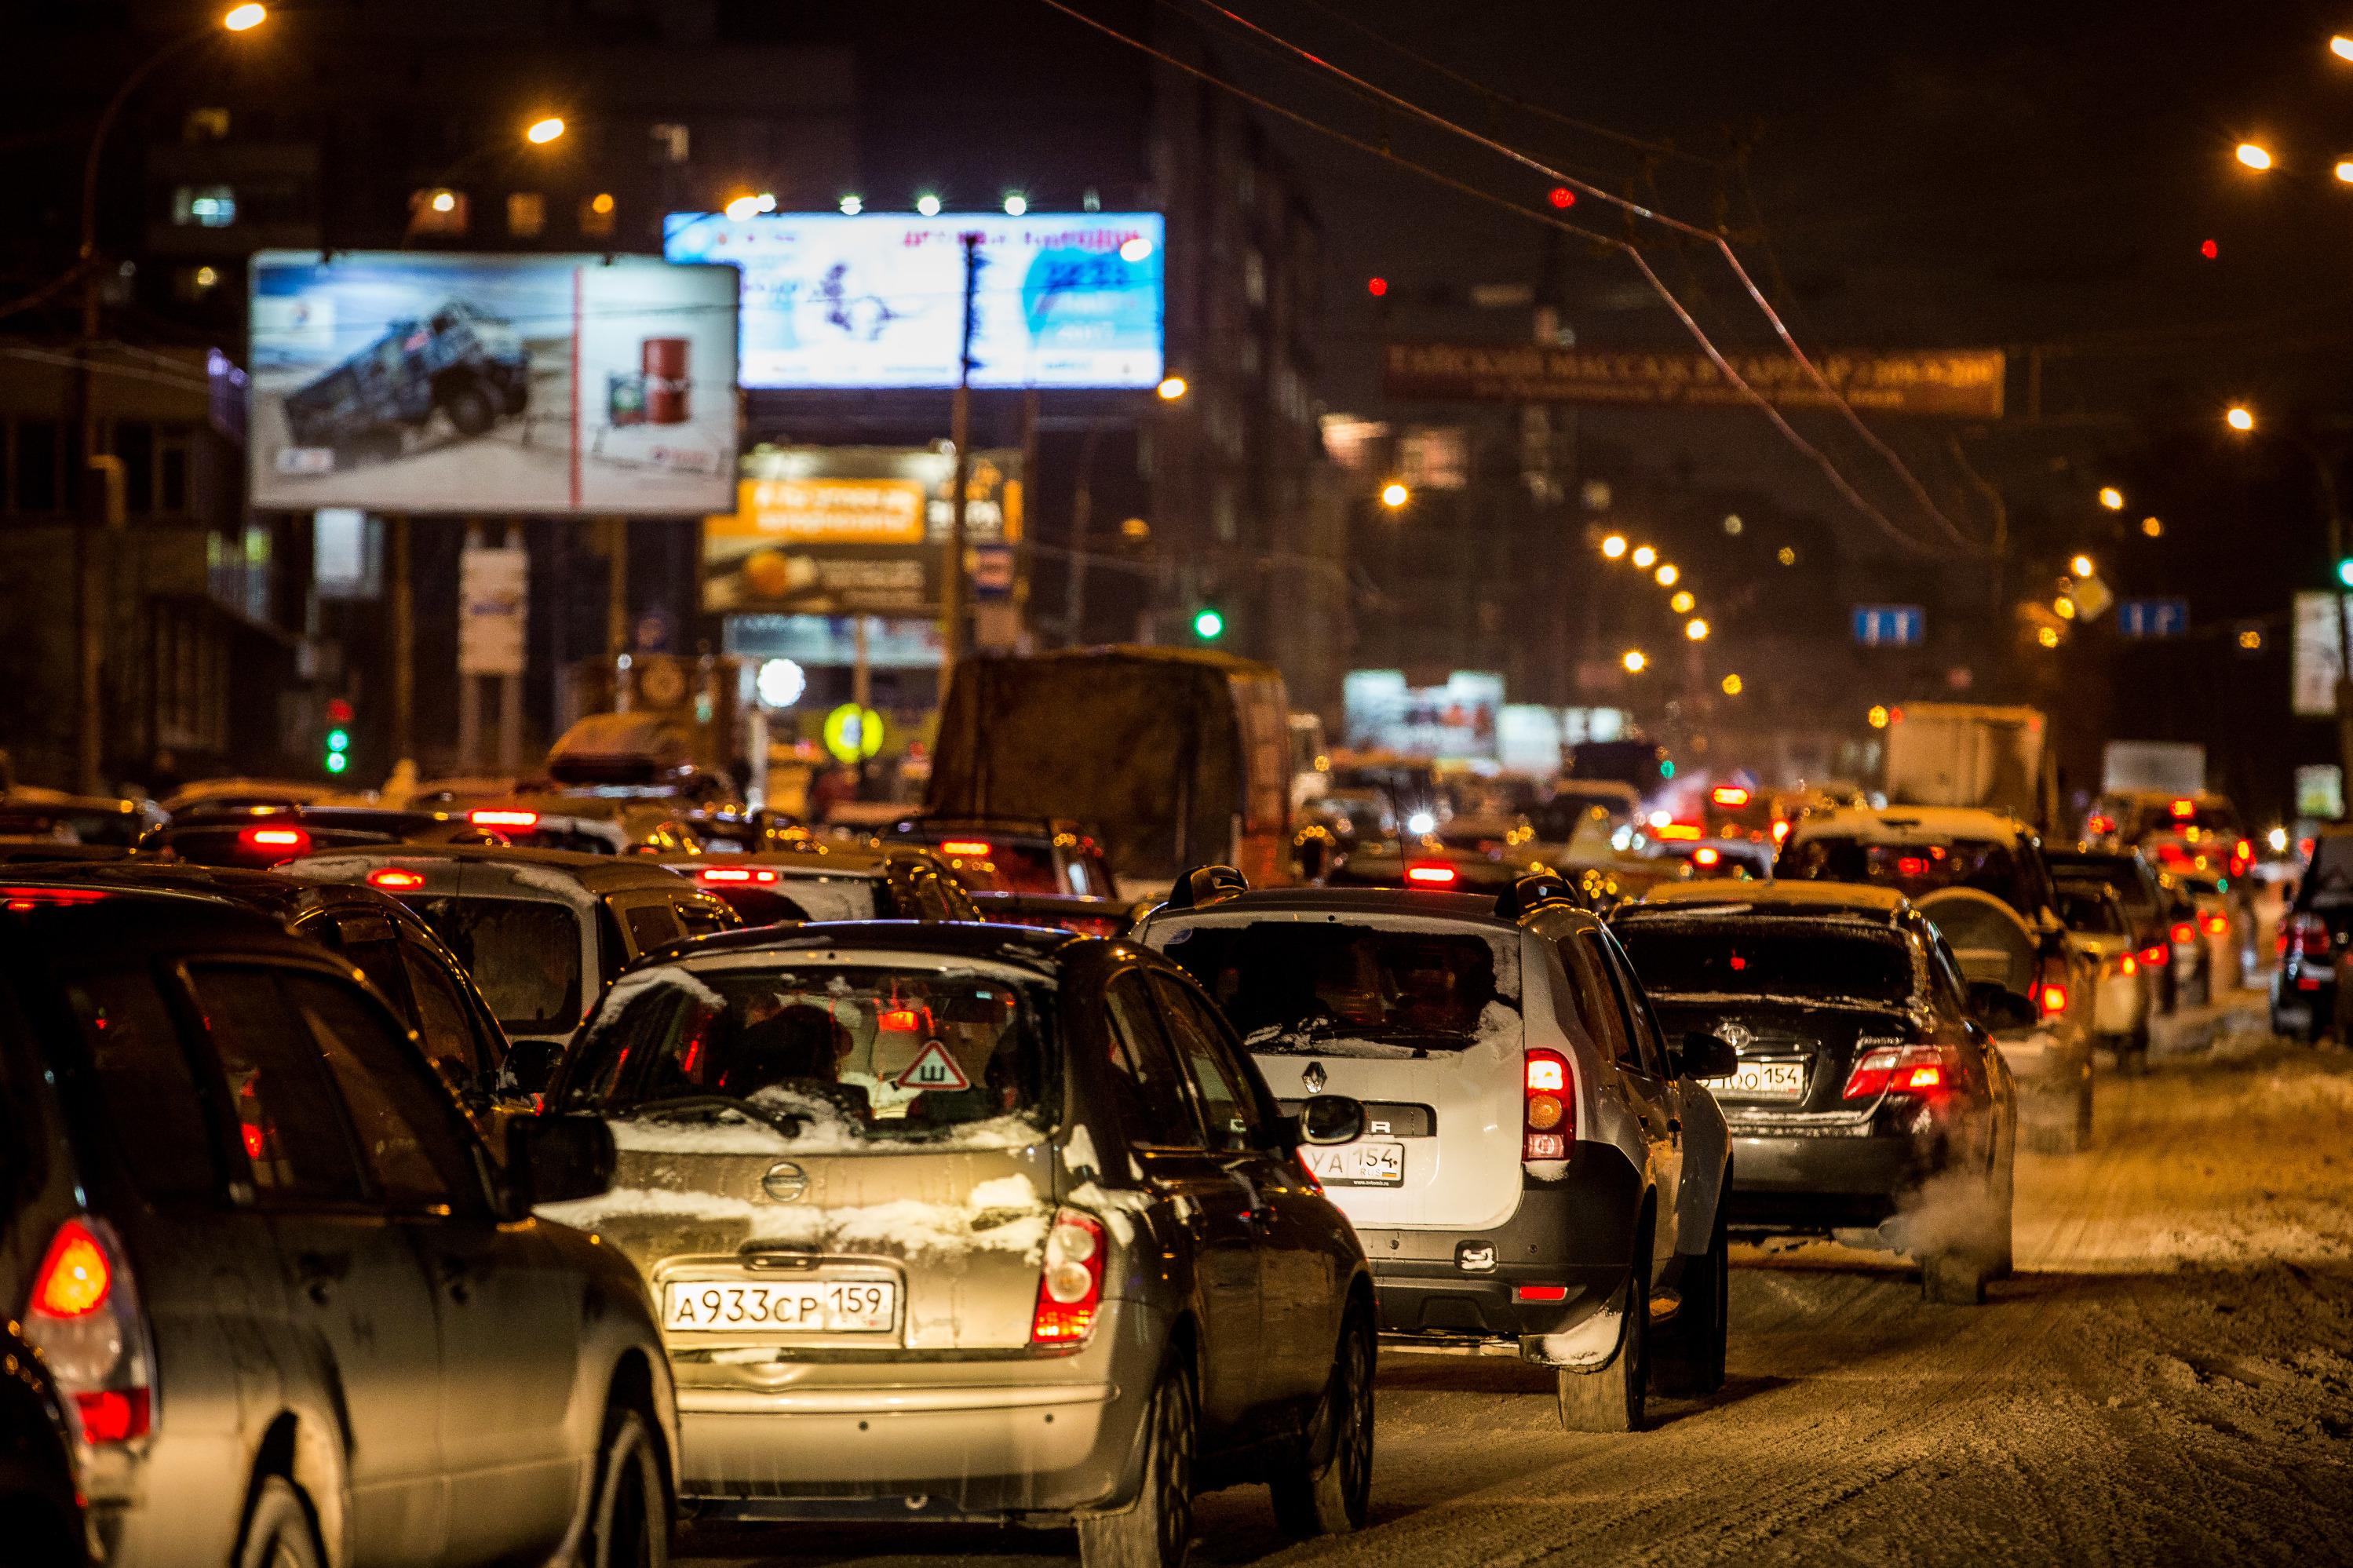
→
(683, 1001, 2353, 1566)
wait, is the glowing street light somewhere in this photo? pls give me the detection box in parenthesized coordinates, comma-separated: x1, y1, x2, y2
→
(2142, 516, 2163, 538)
(724, 191, 774, 221)
(2338, 162, 2353, 185)
(838, 194, 863, 215)
(223, 2, 267, 29)
(2236, 142, 2274, 172)
(1622, 649, 1649, 674)
(1720, 673, 1743, 696)
(1002, 192, 1028, 216)
(2336, 35, 2353, 62)
(526, 116, 566, 145)
(2098, 486, 2125, 511)
(1866, 704, 1891, 728)
(429, 189, 457, 214)
(1156, 374, 1188, 402)
(1684, 618, 1709, 641)
(2055, 596, 2078, 620)
(1631, 545, 1658, 570)
(915, 192, 943, 217)
(2037, 625, 2063, 648)
(1119, 236, 1154, 263)
(2227, 404, 2256, 433)
(1669, 590, 1695, 614)
(1600, 534, 1628, 560)
(2070, 553, 2096, 579)
(1654, 563, 1680, 588)
(1380, 482, 1411, 509)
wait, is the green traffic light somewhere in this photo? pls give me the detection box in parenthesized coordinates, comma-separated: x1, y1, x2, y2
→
(2337, 559, 2353, 589)
(324, 752, 349, 775)
(1192, 607, 1225, 640)
(327, 728, 350, 753)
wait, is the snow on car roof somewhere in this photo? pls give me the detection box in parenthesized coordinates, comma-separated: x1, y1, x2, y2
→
(1786, 805, 2031, 846)
(1627, 881, 1907, 914)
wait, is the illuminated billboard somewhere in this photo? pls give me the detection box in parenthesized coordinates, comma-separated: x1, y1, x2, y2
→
(249, 251, 739, 516)
(662, 212, 1164, 389)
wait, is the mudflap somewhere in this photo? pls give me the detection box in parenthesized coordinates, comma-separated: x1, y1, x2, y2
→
(1519, 1273, 1630, 1373)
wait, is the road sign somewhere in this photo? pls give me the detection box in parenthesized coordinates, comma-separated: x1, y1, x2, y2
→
(2118, 599, 2188, 639)
(458, 546, 527, 675)
(971, 543, 1015, 600)
(823, 702, 885, 763)
(1851, 605, 1924, 647)
(893, 1041, 971, 1091)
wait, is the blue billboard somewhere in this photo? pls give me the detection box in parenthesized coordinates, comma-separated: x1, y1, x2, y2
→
(662, 211, 1165, 390)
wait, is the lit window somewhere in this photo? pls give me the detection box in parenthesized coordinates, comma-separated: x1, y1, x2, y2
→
(649, 123, 690, 164)
(409, 189, 468, 235)
(507, 191, 545, 238)
(580, 192, 617, 238)
(184, 108, 231, 142)
(173, 184, 237, 228)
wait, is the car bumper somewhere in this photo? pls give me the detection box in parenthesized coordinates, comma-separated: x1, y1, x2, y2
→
(1992, 1027, 2089, 1092)
(1722, 1121, 1939, 1232)
(673, 1307, 1156, 1522)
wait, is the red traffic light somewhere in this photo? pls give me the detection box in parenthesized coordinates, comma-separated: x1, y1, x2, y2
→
(2199, 238, 2219, 260)
(1548, 185, 1576, 209)
(325, 697, 355, 723)
(1367, 275, 1388, 297)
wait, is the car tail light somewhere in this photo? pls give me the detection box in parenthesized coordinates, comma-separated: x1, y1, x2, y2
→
(1692, 846, 1721, 868)
(1523, 1048, 1573, 1160)
(470, 809, 541, 828)
(2118, 953, 2138, 976)
(1656, 822, 1702, 841)
(2139, 943, 2169, 968)
(1771, 819, 1790, 843)
(2199, 911, 2228, 937)
(1030, 1210, 1106, 1345)
(2038, 983, 2068, 1018)
(2169, 797, 2196, 819)
(238, 825, 311, 859)
(1405, 862, 1457, 885)
(2289, 912, 2332, 959)
(939, 839, 993, 858)
(1843, 1043, 1960, 1099)
(1512, 1284, 1570, 1303)
(2232, 838, 2253, 869)
(2086, 814, 2116, 835)
(1, 887, 109, 910)
(366, 868, 426, 892)
(698, 866, 778, 884)
(1710, 786, 1750, 808)
(2171, 920, 2197, 946)
(24, 1216, 151, 1445)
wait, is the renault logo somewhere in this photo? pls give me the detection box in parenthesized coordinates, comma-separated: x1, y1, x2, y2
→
(1301, 1062, 1327, 1093)
(761, 1161, 809, 1202)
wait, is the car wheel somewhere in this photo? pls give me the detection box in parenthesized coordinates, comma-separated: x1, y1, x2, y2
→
(237, 1476, 324, 1568)
(1557, 1224, 1650, 1433)
(1653, 1201, 1727, 1399)
(582, 1404, 669, 1568)
(444, 381, 497, 437)
(1078, 1363, 1196, 1568)
(1269, 1312, 1374, 1537)
(1921, 1248, 1990, 1305)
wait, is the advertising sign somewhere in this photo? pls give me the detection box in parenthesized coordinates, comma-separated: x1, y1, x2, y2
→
(1342, 669, 1505, 760)
(662, 212, 1164, 388)
(1851, 605, 1925, 647)
(1382, 343, 2006, 419)
(2117, 599, 2188, 639)
(457, 545, 528, 676)
(703, 447, 1023, 618)
(249, 251, 739, 516)
(2293, 592, 2353, 717)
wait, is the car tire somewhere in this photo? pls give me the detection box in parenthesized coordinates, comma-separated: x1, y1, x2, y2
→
(1921, 1248, 1990, 1306)
(237, 1476, 324, 1568)
(1653, 1201, 1727, 1399)
(1078, 1363, 1196, 1568)
(1269, 1311, 1374, 1537)
(1556, 1226, 1650, 1433)
(445, 381, 497, 437)
(582, 1404, 669, 1568)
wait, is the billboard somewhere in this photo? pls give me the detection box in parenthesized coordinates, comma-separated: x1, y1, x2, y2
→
(703, 447, 1023, 618)
(249, 251, 739, 516)
(1382, 343, 2006, 419)
(2293, 592, 2352, 717)
(1342, 669, 1505, 760)
(662, 212, 1163, 389)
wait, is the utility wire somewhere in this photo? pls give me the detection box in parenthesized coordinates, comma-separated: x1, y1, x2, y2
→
(1031, 0, 1949, 556)
(1183, 0, 1980, 553)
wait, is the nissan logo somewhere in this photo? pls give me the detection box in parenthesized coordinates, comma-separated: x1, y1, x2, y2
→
(761, 1161, 809, 1202)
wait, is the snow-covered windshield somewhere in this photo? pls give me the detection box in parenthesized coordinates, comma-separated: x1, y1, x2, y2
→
(1614, 919, 1915, 1006)
(1159, 921, 1517, 1056)
(398, 894, 582, 1035)
(562, 964, 1055, 1141)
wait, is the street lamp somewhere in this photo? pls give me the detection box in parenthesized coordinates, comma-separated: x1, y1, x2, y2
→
(1002, 192, 1028, 216)
(1156, 374, 1188, 402)
(223, 2, 266, 28)
(1669, 590, 1695, 614)
(1622, 649, 1648, 674)
(2098, 486, 2125, 510)
(1631, 545, 1658, 570)
(1654, 563, 1679, 587)
(2142, 516, 2163, 538)
(2227, 404, 2256, 432)
(2237, 142, 2275, 171)
(2336, 34, 2353, 61)
(1720, 673, 1743, 696)
(1684, 618, 1709, 641)
(2070, 553, 2096, 578)
(839, 194, 863, 215)
(916, 192, 943, 217)
(525, 116, 565, 145)
(1600, 534, 1628, 560)
(1381, 481, 1410, 509)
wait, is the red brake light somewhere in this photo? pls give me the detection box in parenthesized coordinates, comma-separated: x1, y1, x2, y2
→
(2200, 911, 2228, 937)
(33, 1220, 110, 1318)
(2118, 953, 2139, 977)
(27, 1216, 150, 1443)
(239, 825, 311, 859)
(1896, 855, 1932, 878)
(1523, 1048, 1573, 1160)
(699, 866, 752, 883)
(2171, 920, 2196, 945)
(74, 1388, 150, 1444)
(470, 809, 540, 828)
(1656, 822, 1703, 841)
(2290, 913, 2332, 958)
(1512, 1284, 1570, 1303)
(1405, 862, 1458, 885)
(2087, 814, 2116, 835)
(1692, 846, 1721, 867)
(366, 868, 426, 892)
(1844, 1043, 1959, 1099)
(2169, 797, 2195, 819)
(1710, 786, 1751, 808)
(2039, 983, 2069, 1017)
(2139, 943, 2169, 967)
(1771, 819, 1790, 843)
(1, 886, 110, 910)
(877, 1006, 929, 1032)
(939, 839, 993, 858)
(1031, 1210, 1106, 1344)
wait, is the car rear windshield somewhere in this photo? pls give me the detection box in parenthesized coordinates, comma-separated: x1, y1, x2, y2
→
(1778, 834, 2041, 916)
(396, 894, 582, 1035)
(1614, 920, 1915, 1005)
(2054, 885, 2128, 936)
(1159, 921, 1519, 1056)
(563, 965, 1053, 1142)
(774, 874, 888, 923)
(907, 836, 1060, 894)
(2046, 855, 2155, 916)
(0, 808, 139, 847)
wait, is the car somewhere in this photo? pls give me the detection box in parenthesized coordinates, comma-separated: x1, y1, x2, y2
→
(0, 881, 677, 1566)
(0, 1316, 83, 1566)
(1301, 787, 1399, 846)
(141, 804, 509, 869)
(0, 859, 535, 1119)
(883, 815, 1120, 899)
(1136, 869, 1735, 1432)
(2087, 789, 2254, 882)
(540, 919, 1377, 1563)
(1648, 837, 1773, 881)
(2051, 881, 2155, 1071)
(155, 778, 352, 817)
(282, 844, 741, 1054)
(663, 842, 981, 925)
(2275, 823, 2353, 1041)
(0, 792, 160, 849)
(436, 796, 713, 856)
(1611, 881, 2019, 1303)
(2047, 848, 2185, 1013)
(1777, 805, 2096, 1152)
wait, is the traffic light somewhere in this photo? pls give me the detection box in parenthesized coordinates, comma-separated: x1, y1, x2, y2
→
(2337, 558, 2353, 589)
(323, 697, 354, 775)
(1191, 606, 1225, 641)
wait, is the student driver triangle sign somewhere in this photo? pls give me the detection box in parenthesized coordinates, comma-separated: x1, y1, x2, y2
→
(895, 1040, 972, 1091)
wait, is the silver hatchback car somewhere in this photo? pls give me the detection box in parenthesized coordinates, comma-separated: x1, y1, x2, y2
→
(540, 921, 1377, 1566)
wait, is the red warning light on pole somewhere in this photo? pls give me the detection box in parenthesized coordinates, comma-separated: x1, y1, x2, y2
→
(1367, 275, 1388, 297)
(1548, 185, 1577, 209)
(2199, 239, 2219, 260)
(326, 697, 355, 724)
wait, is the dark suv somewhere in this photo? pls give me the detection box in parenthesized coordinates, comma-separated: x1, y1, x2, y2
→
(2276, 824, 2353, 1041)
(0, 882, 676, 1565)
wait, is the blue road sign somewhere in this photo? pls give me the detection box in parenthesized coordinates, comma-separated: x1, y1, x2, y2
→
(1852, 605, 1924, 647)
(2118, 599, 2188, 639)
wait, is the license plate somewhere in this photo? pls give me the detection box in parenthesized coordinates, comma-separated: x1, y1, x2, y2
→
(1304, 1140, 1406, 1187)
(1703, 1059, 1806, 1101)
(662, 1278, 896, 1333)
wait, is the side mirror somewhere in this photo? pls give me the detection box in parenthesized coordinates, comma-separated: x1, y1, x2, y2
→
(1676, 1031, 1738, 1081)
(1293, 1093, 1366, 1147)
(505, 1114, 615, 1212)
(499, 1037, 564, 1099)
(1967, 980, 2040, 1032)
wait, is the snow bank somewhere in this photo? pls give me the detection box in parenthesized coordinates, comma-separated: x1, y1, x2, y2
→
(538, 1169, 1056, 1260)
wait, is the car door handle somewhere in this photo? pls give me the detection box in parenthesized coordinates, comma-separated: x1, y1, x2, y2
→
(437, 1254, 477, 1304)
(294, 1251, 349, 1305)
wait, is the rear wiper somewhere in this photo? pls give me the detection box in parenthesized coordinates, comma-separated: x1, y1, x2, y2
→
(626, 1094, 806, 1140)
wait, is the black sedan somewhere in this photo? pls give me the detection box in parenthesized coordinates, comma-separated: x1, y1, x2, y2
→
(1611, 881, 2020, 1304)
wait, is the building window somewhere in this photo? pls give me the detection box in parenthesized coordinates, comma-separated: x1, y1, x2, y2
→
(507, 191, 546, 238)
(173, 184, 237, 228)
(408, 188, 468, 235)
(581, 191, 617, 238)
(13, 419, 59, 512)
(184, 107, 231, 142)
(118, 422, 155, 516)
(1242, 246, 1266, 308)
(650, 122, 691, 164)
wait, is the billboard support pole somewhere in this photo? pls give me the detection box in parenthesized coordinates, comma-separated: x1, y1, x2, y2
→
(458, 520, 483, 771)
(943, 231, 982, 682)
(389, 514, 414, 768)
(606, 516, 629, 662)
(499, 520, 524, 774)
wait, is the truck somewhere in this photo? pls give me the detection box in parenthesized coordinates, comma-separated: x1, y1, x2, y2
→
(283, 298, 531, 458)
(2100, 740, 2205, 798)
(928, 647, 1293, 895)
(1881, 702, 2057, 830)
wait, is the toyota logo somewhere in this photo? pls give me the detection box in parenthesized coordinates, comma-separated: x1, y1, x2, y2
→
(1301, 1062, 1327, 1093)
(761, 1161, 809, 1202)
(1716, 1021, 1753, 1052)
